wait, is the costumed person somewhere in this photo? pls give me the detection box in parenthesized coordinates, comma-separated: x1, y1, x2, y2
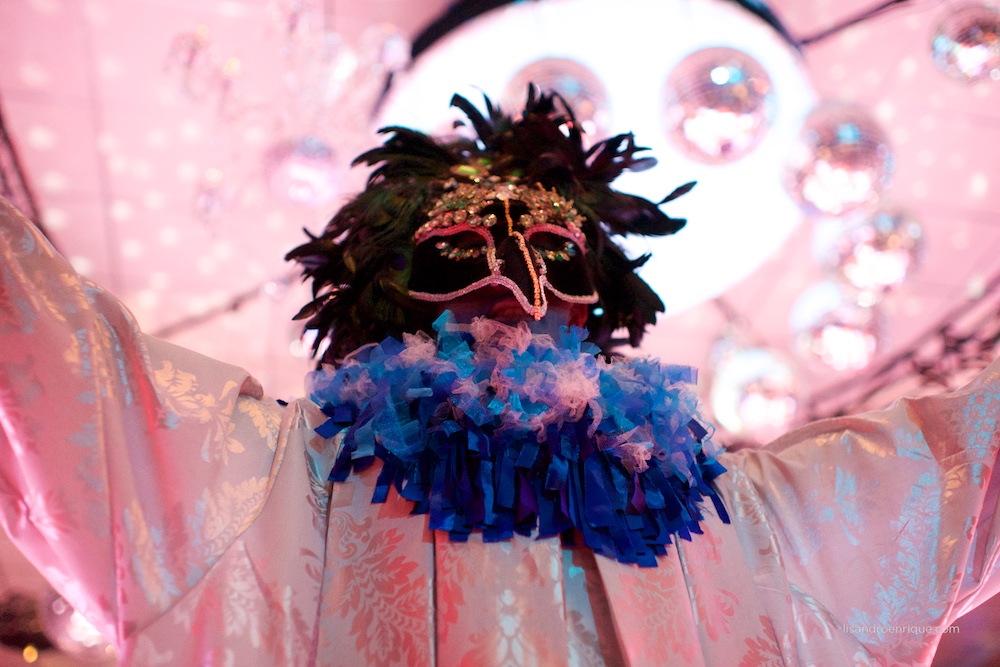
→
(1, 89, 999, 667)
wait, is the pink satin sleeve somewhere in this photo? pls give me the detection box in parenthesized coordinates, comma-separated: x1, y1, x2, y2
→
(0, 196, 283, 647)
(720, 362, 1000, 664)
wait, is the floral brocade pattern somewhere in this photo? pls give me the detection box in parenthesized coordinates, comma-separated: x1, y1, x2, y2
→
(3, 196, 1000, 666)
(325, 510, 432, 666)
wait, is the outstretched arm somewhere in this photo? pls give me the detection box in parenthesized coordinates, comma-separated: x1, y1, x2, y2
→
(724, 359, 1000, 663)
(0, 196, 283, 646)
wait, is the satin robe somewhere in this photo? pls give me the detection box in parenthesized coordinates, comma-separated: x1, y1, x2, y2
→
(2, 195, 999, 666)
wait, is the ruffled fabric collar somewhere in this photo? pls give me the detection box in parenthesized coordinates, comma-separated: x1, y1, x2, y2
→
(307, 313, 729, 566)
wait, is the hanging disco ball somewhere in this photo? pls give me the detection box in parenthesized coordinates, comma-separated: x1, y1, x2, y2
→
(663, 47, 776, 164)
(709, 346, 802, 444)
(502, 58, 611, 138)
(931, 2, 1000, 84)
(831, 207, 924, 295)
(791, 282, 882, 371)
(264, 135, 341, 207)
(785, 102, 893, 217)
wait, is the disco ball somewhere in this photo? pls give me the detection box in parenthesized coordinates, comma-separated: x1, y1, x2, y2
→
(40, 594, 114, 662)
(791, 282, 882, 371)
(709, 347, 801, 443)
(931, 2, 1000, 84)
(663, 47, 776, 164)
(502, 58, 611, 138)
(264, 136, 340, 207)
(832, 207, 923, 294)
(785, 102, 893, 217)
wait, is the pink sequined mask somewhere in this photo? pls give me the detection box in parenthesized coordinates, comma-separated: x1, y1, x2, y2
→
(408, 178, 599, 319)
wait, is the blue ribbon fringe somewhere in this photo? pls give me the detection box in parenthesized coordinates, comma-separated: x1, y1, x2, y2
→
(308, 313, 729, 567)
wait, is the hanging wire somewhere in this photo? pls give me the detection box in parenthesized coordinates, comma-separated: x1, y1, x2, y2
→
(799, 0, 915, 46)
(805, 268, 1000, 419)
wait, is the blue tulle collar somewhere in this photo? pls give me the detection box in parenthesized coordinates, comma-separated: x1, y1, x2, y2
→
(307, 313, 729, 566)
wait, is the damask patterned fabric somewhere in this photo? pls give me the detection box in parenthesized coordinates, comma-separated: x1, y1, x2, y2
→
(2, 194, 999, 666)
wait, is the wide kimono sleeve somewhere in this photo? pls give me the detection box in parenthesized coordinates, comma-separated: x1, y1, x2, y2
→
(0, 196, 287, 647)
(722, 357, 1000, 664)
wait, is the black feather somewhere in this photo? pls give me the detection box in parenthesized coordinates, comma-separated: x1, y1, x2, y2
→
(285, 84, 695, 365)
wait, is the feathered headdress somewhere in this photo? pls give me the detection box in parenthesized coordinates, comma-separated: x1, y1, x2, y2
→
(286, 87, 694, 365)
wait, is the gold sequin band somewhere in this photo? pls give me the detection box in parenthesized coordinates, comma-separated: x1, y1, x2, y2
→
(414, 178, 587, 245)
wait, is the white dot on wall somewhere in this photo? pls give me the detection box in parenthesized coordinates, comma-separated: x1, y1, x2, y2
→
(136, 289, 160, 310)
(890, 128, 910, 145)
(19, 61, 51, 87)
(177, 161, 199, 182)
(131, 159, 153, 180)
(27, 124, 57, 150)
(947, 153, 965, 169)
(179, 121, 202, 143)
(247, 260, 266, 279)
(107, 154, 129, 174)
(143, 190, 165, 210)
(266, 211, 286, 231)
(243, 126, 267, 145)
(917, 150, 934, 167)
(218, 1, 248, 17)
(187, 297, 209, 315)
(83, 1, 111, 25)
(40, 171, 68, 193)
(874, 100, 895, 122)
(28, 0, 60, 14)
(146, 129, 168, 149)
(919, 115, 937, 131)
(43, 207, 68, 230)
(69, 255, 95, 276)
(862, 69, 881, 87)
(96, 132, 119, 154)
(109, 200, 133, 221)
(904, 15, 921, 31)
(974, 83, 992, 98)
(952, 222, 970, 249)
(149, 272, 171, 290)
(911, 181, 929, 198)
(927, 94, 945, 109)
(197, 256, 217, 274)
(158, 227, 180, 246)
(97, 55, 123, 79)
(212, 242, 234, 261)
(970, 172, 988, 197)
(968, 274, 987, 299)
(120, 239, 144, 259)
(829, 63, 848, 80)
(898, 57, 918, 78)
(839, 26, 868, 49)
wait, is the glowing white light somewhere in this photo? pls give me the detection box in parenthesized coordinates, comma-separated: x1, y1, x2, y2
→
(710, 346, 801, 443)
(710, 66, 730, 85)
(379, 0, 815, 317)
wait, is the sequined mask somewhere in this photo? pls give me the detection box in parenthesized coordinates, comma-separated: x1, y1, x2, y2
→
(408, 177, 599, 319)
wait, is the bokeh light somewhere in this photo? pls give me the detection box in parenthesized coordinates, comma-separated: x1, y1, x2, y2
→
(785, 102, 893, 217)
(663, 47, 776, 163)
(931, 2, 1000, 84)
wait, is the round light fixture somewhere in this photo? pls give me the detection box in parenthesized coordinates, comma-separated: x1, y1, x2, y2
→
(931, 2, 1000, 84)
(785, 101, 894, 217)
(502, 58, 611, 139)
(264, 135, 341, 207)
(379, 0, 815, 317)
(663, 46, 776, 163)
